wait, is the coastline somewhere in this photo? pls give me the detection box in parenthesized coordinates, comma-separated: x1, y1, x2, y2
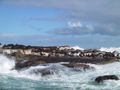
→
(0, 44, 120, 70)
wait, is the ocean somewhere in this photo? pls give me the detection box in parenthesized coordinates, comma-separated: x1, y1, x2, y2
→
(0, 47, 120, 90)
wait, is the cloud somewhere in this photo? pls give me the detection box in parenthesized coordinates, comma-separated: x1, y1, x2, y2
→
(53, 22, 93, 35)
(4, 0, 120, 17)
(68, 21, 82, 28)
(3, 0, 120, 36)
(53, 21, 120, 36)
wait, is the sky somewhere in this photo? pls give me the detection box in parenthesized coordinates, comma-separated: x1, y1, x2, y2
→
(0, 0, 120, 48)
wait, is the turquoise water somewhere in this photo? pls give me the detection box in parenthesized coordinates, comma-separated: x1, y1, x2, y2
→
(0, 70, 120, 90)
(0, 55, 120, 90)
(0, 75, 82, 90)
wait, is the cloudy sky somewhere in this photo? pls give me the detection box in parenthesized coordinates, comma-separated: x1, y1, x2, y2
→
(0, 0, 120, 48)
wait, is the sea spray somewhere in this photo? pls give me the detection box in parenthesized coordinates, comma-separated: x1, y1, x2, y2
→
(17, 63, 72, 80)
(0, 55, 15, 73)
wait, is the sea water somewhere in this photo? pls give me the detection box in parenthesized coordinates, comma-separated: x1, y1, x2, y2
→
(0, 47, 120, 90)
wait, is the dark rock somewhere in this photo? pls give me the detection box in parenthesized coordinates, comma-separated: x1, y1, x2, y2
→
(95, 75, 119, 83)
(17, 55, 118, 64)
(14, 55, 118, 71)
(62, 63, 95, 71)
(41, 69, 53, 76)
(15, 60, 46, 70)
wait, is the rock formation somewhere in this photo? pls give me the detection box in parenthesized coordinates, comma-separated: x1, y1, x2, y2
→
(62, 63, 95, 71)
(95, 75, 119, 83)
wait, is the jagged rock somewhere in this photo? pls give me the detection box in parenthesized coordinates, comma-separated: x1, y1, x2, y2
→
(62, 63, 95, 71)
(95, 75, 119, 83)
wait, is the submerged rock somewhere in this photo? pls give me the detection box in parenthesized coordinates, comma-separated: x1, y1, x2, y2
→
(31, 68, 54, 76)
(25, 64, 65, 76)
(15, 60, 46, 70)
(62, 63, 95, 71)
(95, 75, 119, 83)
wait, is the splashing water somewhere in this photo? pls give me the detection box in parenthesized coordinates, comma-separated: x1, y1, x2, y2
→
(0, 55, 15, 73)
(0, 53, 120, 90)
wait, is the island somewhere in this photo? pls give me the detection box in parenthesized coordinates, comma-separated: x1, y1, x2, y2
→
(0, 43, 119, 70)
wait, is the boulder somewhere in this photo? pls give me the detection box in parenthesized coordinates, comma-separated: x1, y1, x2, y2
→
(95, 75, 119, 83)
(62, 63, 95, 71)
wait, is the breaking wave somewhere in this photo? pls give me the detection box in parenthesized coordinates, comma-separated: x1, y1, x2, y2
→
(0, 55, 15, 73)
(100, 47, 120, 53)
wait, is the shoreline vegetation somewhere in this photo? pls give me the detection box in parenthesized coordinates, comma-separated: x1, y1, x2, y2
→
(0, 43, 120, 82)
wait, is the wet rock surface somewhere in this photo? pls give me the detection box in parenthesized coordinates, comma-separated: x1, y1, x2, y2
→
(95, 75, 119, 83)
(15, 59, 46, 70)
(14, 55, 118, 70)
(62, 63, 95, 71)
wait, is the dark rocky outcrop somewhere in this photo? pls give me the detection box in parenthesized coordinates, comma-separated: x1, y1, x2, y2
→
(14, 55, 118, 70)
(62, 63, 95, 71)
(40, 69, 53, 76)
(95, 75, 119, 83)
(15, 59, 46, 70)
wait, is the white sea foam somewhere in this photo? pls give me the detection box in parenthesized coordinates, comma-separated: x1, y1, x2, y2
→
(0, 55, 15, 73)
(71, 46, 84, 50)
(100, 47, 120, 53)
(71, 46, 120, 53)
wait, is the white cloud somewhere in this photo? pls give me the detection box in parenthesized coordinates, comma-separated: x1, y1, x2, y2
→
(68, 21, 82, 28)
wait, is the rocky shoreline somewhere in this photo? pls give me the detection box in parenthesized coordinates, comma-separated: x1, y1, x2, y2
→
(0, 44, 119, 69)
(0, 44, 120, 83)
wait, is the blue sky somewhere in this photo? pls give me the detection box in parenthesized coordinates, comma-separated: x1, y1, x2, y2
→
(0, 0, 120, 48)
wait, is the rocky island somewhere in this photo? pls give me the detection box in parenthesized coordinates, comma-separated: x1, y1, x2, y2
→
(0, 43, 119, 69)
(0, 43, 120, 83)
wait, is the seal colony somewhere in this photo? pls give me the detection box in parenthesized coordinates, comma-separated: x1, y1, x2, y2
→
(0, 43, 120, 83)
